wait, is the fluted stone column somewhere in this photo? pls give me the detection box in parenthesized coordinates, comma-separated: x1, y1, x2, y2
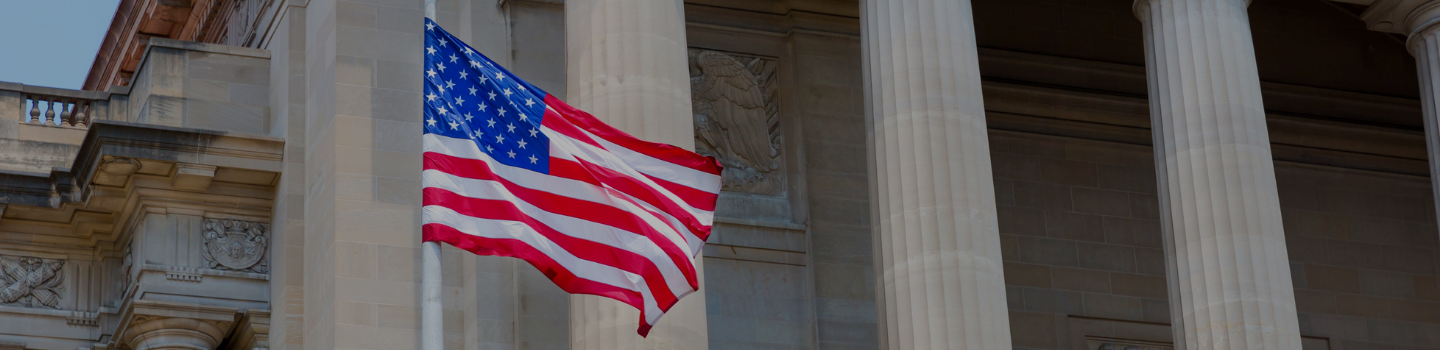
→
(1133, 0, 1302, 348)
(1401, 3, 1440, 229)
(861, 0, 1012, 349)
(564, 0, 707, 348)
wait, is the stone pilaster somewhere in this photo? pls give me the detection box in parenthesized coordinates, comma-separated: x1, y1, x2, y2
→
(861, 0, 1012, 349)
(1133, 0, 1302, 348)
(120, 301, 237, 350)
(564, 0, 708, 348)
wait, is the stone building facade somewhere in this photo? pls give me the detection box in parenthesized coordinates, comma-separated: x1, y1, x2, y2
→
(0, 0, 1437, 349)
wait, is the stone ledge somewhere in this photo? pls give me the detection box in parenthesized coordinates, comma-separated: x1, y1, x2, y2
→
(0, 120, 284, 209)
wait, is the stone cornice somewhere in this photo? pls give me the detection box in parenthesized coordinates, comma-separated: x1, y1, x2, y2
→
(0, 120, 283, 251)
(0, 121, 283, 209)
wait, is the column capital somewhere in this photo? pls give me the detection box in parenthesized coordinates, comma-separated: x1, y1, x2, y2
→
(1358, 0, 1440, 36)
(118, 300, 238, 350)
(1132, 0, 1253, 20)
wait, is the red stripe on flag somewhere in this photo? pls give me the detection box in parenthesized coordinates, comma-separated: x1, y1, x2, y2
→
(424, 152, 700, 288)
(539, 105, 605, 149)
(555, 157, 713, 242)
(424, 188, 681, 307)
(544, 94, 724, 176)
(422, 223, 647, 308)
(644, 174, 718, 212)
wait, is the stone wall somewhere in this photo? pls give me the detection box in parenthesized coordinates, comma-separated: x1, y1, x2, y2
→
(992, 131, 1173, 350)
(126, 39, 272, 135)
(1280, 164, 1440, 350)
(266, 4, 309, 350)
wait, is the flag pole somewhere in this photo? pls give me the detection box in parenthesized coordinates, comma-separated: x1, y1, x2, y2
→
(420, 2, 443, 350)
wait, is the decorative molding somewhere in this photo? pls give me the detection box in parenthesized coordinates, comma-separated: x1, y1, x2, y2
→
(164, 267, 202, 283)
(66, 311, 100, 327)
(0, 255, 65, 309)
(1086, 337, 1172, 350)
(688, 49, 785, 196)
(201, 219, 269, 274)
(1358, 0, 1440, 35)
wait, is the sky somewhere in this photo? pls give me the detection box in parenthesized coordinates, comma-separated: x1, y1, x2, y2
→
(0, 0, 122, 89)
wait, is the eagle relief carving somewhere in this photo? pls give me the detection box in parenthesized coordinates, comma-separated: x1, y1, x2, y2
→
(689, 49, 784, 196)
(202, 219, 270, 274)
(0, 255, 65, 309)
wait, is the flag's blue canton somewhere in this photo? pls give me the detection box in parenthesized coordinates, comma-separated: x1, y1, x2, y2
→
(423, 18, 549, 174)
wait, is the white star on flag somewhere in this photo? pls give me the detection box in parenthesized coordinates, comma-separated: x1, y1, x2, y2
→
(426, 92, 438, 101)
(426, 46, 436, 55)
(449, 121, 459, 130)
(507, 150, 516, 158)
(517, 139, 527, 149)
(469, 86, 478, 96)
(449, 54, 459, 63)
(426, 117, 436, 127)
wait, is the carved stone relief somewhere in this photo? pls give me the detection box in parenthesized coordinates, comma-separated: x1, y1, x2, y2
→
(689, 49, 784, 196)
(0, 255, 65, 309)
(201, 219, 269, 274)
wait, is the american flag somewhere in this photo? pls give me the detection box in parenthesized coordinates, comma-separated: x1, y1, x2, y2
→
(419, 18, 723, 336)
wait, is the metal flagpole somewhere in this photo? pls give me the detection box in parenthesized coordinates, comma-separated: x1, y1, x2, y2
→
(420, 2, 443, 350)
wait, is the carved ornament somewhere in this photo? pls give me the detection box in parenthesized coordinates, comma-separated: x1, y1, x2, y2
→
(689, 49, 785, 195)
(201, 219, 269, 273)
(0, 255, 65, 309)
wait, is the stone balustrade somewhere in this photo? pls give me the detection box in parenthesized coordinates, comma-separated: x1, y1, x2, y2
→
(0, 83, 124, 131)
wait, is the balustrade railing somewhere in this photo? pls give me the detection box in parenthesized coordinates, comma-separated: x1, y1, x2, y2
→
(25, 94, 95, 127)
(1, 83, 116, 130)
